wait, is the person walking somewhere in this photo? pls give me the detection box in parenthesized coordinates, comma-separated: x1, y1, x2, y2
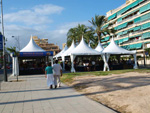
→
(45, 62, 54, 89)
(53, 60, 62, 89)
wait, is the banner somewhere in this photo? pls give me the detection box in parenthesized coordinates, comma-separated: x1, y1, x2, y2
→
(19, 51, 53, 57)
(0, 35, 3, 50)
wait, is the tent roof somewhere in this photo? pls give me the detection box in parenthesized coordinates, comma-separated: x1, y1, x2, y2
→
(54, 45, 67, 58)
(61, 41, 76, 57)
(70, 37, 102, 55)
(102, 38, 136, 54)
(95, 41, 104, 52)
(20, 36, 46, 52)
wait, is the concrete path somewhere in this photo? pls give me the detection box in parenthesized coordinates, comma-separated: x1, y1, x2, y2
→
(0, 75, 117, 113)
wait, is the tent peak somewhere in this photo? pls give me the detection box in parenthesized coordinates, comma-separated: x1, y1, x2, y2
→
(102, 36, 136, 54)
(69, 36, 102, 55)
(61, 40, 76, 57)
(20, 36, 45, 52)
(95, 41, 103, 52)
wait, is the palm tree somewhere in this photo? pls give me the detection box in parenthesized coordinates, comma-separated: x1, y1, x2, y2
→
(89, 15, 111, 42)
(84, 30, 95, 47)
(90, 36, 98, 48)
(67, 24, 93, 47)
(7, 46, 19, 81)
(76, 24, 88, 41)
(108, 28, 117, 37)
(67, 27, 78, 47)
(7, 47, 19, 56)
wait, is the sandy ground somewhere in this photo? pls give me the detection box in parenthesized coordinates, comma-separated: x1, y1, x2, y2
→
(67, 72, 150, 113)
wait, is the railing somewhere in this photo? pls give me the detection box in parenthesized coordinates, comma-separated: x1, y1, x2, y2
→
(118, 14, 138, 24)
(122, 38, 143, 45)
(128, 24, 134, 28)
(132, 30, 143, 34)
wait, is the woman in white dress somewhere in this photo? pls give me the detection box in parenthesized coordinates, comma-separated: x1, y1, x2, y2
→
(45, 62, 54, 89)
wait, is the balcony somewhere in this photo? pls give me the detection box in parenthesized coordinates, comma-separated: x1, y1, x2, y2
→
(118, 14, 139, 24)
(122, 38, 142, 45)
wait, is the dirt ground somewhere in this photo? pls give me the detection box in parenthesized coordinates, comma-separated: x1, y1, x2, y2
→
(67, 72, 150, 113)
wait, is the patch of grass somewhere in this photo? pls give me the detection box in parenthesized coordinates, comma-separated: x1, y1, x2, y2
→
(61, 69, 150, 84)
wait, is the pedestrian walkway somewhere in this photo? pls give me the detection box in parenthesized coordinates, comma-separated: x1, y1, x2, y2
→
(0, 75, 116, 113)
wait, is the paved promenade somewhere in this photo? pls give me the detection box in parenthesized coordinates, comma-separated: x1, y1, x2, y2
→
(0, 75, 116, 113)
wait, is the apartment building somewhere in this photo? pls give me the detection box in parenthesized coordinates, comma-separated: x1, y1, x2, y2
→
(32, 36, 61, 55)
(102, 0, 150, 59)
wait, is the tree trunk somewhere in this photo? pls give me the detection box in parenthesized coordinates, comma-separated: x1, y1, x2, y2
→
(97, 32, 101, 43)
(98, 35, 101, 43)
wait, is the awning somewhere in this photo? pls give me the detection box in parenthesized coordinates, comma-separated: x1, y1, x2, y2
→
(130, 34, 141, 39)
(118, 37, 129, 44)
(134, 17, 141, 23)
(138, 0, 144, 3)
(123, 37, 129, 42)
(108, 13, 117, 21)
(130, 43, 143, 49)
(19, 51, 53, 57)
(139, 3, 150, 14)
(117, 22, 128, 30)
(115, 40, 119, 45)
(119, 39, 123, 44)
(134, 26, 141, 31)
(117, 0, 138, 16)
(140, 13, 150, 22)
(117, 18, 122, 22)
(101, 36, 110, 42)
(141, 22, 150, 30)
(103, 24, 109, 29)
(118, 32, 123, 36)
(122, 30, 128, 35)
(141, 32, 150, 39)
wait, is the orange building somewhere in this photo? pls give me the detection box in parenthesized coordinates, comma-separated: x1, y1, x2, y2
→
(32, 36, 61, 55)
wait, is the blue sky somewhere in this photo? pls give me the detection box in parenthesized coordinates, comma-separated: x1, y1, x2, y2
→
(3, 0, 124, 49)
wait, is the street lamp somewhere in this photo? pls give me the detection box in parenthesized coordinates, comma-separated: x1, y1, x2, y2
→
(1, 0, 7, 81)
(142, 41, 146, 66)
(12, 36, 20, 51)
(141, 29, 146, 66)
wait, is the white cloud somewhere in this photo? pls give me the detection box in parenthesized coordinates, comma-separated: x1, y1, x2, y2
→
(4, 21, 89, 50)
(3, 4, 90, 50)
(4, 4, 64, 25)
(33, 4, 64, 15)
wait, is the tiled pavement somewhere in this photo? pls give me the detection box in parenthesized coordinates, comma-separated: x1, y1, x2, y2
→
(0, 75, 117, 113)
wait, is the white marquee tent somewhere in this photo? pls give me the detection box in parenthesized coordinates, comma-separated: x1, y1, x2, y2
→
(20, 37, 46, 52)
(12, 36, 53, 76)
(95, 41, 104, 52)
(102, 38, 138, 71)
(61, 41, 76, 57)
(69, 37, 107, 72)
(61, 41, 76, 70)
(53, 45, 67, 59)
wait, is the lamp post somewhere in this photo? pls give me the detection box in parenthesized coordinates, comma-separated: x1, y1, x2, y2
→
(12, 36, 20, 51)
(143, 41, 146, 66)
(141, 28, 146, 66)
(1, 0, 7, 81)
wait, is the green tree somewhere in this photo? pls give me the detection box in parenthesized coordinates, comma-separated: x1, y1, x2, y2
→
(67, 24, 93, 47)
(7, 47, 19, 56)
(7, 46, 19, 81)
(76, 24, 88, 42)
(89, 15, 115, 42)
(84, 30, 96, 48)
(67, 27, 78, 47)
(90, 36, 98, 48)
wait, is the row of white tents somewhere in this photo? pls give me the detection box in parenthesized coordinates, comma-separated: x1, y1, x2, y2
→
(11, 36, 138, 76)
(54, 36, 138, 72)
